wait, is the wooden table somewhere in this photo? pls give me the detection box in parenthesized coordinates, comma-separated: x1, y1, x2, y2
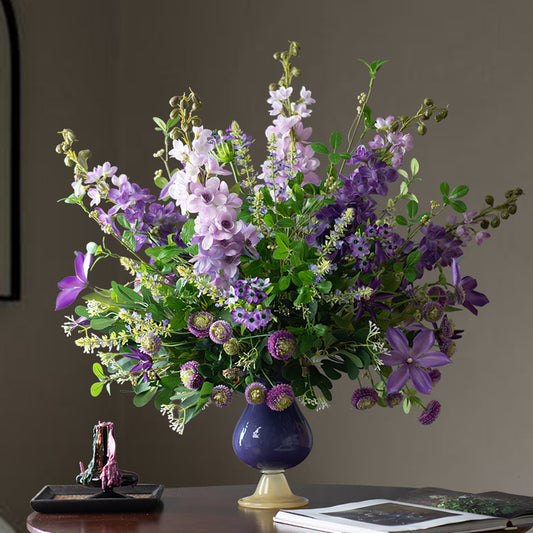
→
(27, 484, 411, 533)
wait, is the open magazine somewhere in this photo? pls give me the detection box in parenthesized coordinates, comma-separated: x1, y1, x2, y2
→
(274, 488, 533, 533)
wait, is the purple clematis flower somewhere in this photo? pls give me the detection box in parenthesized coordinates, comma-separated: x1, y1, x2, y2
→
(380, 327, 452, 395)
(451, 259, 489, 315)
(55, 251, 93, 310)
(123, 347, 153, 382)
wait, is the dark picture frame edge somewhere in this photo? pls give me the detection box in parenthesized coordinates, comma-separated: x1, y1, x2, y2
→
(0, 0, 20, 301)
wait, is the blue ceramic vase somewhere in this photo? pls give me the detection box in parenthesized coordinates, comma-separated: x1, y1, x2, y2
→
(232, 400, 313, 509)
(232, 400, 313, 470)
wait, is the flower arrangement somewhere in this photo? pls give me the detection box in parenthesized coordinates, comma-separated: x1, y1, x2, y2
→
(55, 41, 522, 433)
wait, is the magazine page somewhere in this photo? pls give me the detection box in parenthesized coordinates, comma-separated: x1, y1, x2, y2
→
(274, 499, 495, 533)
(402, 488, 533, 519)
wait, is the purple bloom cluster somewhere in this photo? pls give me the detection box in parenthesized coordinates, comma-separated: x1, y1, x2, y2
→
(187, 311, 215, 338)
(267, 330, 298, 360)
(244, 382, 267, 405)
(231, 307, 272, 332)
(180, 360, 204, 390)
(266, 383, 295, 411)
(123, 347, 153, 383)
(80, 162, 185, 252)
(418, 400, 441, 425)
(351, 387, 378, 410)
(209, 320, 233, 344)
(210, 385, 232, 408)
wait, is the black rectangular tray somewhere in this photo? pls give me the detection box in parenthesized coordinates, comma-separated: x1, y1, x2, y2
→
(30, 484, 164, 513)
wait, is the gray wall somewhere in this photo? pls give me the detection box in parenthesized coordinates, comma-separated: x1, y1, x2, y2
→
(1, 0, 532, 531)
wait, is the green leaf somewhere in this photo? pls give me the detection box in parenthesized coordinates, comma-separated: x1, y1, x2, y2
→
(153, 117, 167, 131)
(297, 270, 315, 284)
(363, 105, 373, 129)
(112, 281, 143, 303)
(310, 142, 329, 155)
(410, 158, 420, 176)
(154, 389, 173, 410)
(450, 199, 467, 213)
(275, 232, 290, 249)
(154, 175, 168, 189)
(330, 131, 342, 151)
(395, 215, 408, 226)
(277, 217, 296, 228)
(199, 381, 214, 399)
(328, 153, 342, 165)
(133, 388, 158, 407)
(180, 219, 195, 245)
(90, 382, 104, 397)
(440, 182, 450, 196)
(263, 213, 275, 227)
(278, 276, 291, 291)
(449, 185, 469, 199)
(403, 396, 411, 414)
(406, 250, 421, 267)
(406, 200, 418, 219)
(75, 305, 90, 319)
(404, 266, 420, 283)
(93, 363, 105, 379)
(399, 182, 409, 196)
(90, 317, 116, 330)
(273, 247, 290, 260)
(314, 324, 328, 337)
(317, 280, 332, 293)
(159, 374, 181, 389)
(338, 152, 351, 160)
(293, 286, 312, 306)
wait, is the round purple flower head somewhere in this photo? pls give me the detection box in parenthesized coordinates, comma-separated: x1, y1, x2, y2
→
(351, 387, 378, 410)
(210, 385, 232, 408)
(209, 320, 233, 345)
(223, 338, 240, 356)
(384, 392, 404, 408)
(245, 382, 267, 405)
(267, 330, 297, 361)
(422, 302, 444, 322)
(187, 311, 215, 338)
(266, 384, 294, 411)
(222, 367, 241, 381)
(418, 400, 441, 425)
(180, 360, 204, 390)
(139, 332, 162, 355)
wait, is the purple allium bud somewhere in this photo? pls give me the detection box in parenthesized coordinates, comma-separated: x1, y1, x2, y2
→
(222, 367, 241, 381)
(223, 337, 240, 356)
(351, 387, 378, 410)
(180, 361, 204, 390)
(428, 368, 441, 384)
(384, 392, 404, 408)
(427, 285, 447, 306)
(418, 400, 441, 425)
(139, 332, 162, 355)
(209, 320, 233, 344)
(266, 384, 294, 411)
(267, 330, 297, 360)
(187, 311, 215, 337)
(422, 302, 444, 322)
(245, 382, 267, 405)
(210, 385, 232, 408)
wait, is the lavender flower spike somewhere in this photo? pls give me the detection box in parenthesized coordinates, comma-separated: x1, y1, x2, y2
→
(55, 251, 93, 310)
(380, 327, 451, 395)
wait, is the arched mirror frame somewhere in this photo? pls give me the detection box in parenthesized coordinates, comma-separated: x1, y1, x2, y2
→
(0, 0, 19, 300)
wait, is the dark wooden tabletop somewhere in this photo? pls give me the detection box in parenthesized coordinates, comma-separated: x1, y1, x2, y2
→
(27, 484, 410, 533)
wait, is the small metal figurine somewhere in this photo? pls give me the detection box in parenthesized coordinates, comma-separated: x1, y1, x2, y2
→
(77, 421, 138, 498)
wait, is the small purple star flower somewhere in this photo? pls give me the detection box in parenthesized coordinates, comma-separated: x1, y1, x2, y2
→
(55, 251, 93, 310)
(418, 400, 441, 425)
(266, 384, 294, 411)
(380, 327, 451, 395)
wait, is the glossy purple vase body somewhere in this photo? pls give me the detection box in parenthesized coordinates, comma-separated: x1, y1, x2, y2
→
(232, 401, 313, 471)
